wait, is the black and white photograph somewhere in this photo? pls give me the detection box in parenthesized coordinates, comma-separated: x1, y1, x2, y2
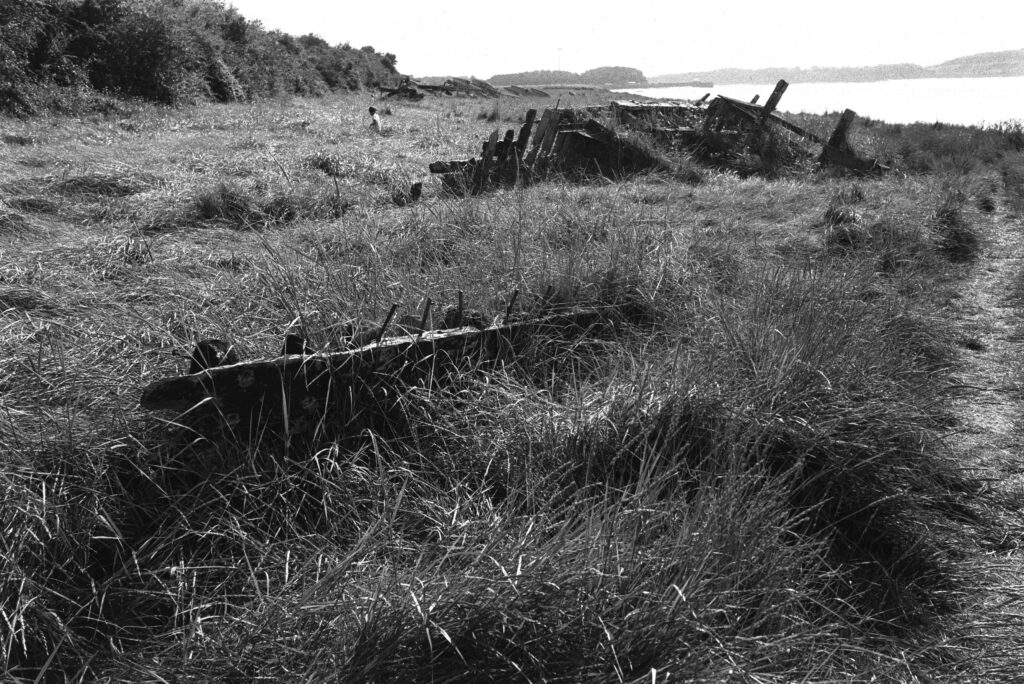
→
(2, 0, 1023, 680)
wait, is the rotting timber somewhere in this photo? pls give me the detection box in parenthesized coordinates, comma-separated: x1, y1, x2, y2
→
(699, 80, 886, 175)
(430, 107, 672, 195)
(140, 305, 609, 441)
(429, 80, 886, 194)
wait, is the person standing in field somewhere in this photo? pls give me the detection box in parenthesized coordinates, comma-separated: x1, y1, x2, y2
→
(368, 106, 383, 134)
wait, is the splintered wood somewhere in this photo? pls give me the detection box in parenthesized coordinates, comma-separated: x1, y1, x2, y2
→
(430, 107, 669, 194)
(141, 308, 607, 439)
(701, 80, 886, 174)
(428, 80, 884, 194)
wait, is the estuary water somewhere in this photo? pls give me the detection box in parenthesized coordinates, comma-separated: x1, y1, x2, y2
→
(616, 76, 1024, 127)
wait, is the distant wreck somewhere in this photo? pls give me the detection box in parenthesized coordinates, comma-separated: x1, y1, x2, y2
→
(428, 79, 885, 194)
(428, 107, 671, 194)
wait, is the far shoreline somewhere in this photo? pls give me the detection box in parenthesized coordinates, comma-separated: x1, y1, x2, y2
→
(614, 75, 1024, 126)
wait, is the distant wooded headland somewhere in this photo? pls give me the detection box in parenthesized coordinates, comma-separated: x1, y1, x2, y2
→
(650, 49, 1024, 85)
(481, 50, 1023, 92)
(487, 67, 646, 88)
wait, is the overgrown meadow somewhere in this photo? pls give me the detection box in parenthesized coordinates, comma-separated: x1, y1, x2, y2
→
(3, 91, 1024, 681)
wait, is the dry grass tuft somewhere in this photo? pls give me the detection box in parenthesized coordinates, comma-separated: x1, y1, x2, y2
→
(4, 196, 60, 214)
(192, 182, 348, 228)
(3, 172, 159, 198)
(53, 172, 160, 198)
(932, 186, 982, 263)
(304, 150, 347, 177)
(0, 209, 32, 233)
(2, 134, 42, 146)
(0, 285, 58, 312)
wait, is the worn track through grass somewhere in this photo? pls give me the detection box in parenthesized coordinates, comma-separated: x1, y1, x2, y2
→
(945, 162, 1024, 673)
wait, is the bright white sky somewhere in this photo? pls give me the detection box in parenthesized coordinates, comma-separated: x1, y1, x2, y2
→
(226, 0, 1023, 79)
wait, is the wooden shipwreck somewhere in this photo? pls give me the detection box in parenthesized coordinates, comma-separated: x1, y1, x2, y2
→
(430, 107, 670, 195)
(610, 81, 885, 175)
(141, 304, 608, 441)
(379, 77, 425, 101)
(610, 99, 706, 145)
(429, 108, 538, 194)
(700, 80, 886, 175)
(427, 80, 884, 194)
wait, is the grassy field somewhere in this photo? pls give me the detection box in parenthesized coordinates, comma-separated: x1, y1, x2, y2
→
(2, 90, 1024, 681)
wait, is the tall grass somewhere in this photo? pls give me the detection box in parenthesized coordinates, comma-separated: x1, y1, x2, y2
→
(80, 260, 976, 681)
(1, 95, 1021, 680)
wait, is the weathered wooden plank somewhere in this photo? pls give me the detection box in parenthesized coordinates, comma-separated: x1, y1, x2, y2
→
(140, 308, 609, 437)
(550, 131, 570, 158)
(826, 108, 857, 150)
(515, 109, 538, 156)
(483, 129, 500, 157)
(710, 96, 824, 144)
(818, 109, 887, 174)
(765, 112, 821, 143)
(429, 159, 475, 174)
(537, 111, 563, 159)
(582, 119, 614, 143)
(478, 129, 500, 177)
(760, 79, 789, 122)
(525, 109, 555, 166)
(706, 97, 753, 131)
(496, 129, 516, 160)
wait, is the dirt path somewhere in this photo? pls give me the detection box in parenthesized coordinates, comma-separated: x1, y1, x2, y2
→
(943, 174, 1024, 676)
(948, 198, 1024, 490)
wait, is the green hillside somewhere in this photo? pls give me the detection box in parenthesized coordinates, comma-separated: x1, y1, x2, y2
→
(0, 0, 399, 116)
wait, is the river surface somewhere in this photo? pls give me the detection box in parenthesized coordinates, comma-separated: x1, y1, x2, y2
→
(616, 76, 1024, 127)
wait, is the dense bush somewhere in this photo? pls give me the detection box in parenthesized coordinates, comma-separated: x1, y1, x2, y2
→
(0, 0, 400, 115)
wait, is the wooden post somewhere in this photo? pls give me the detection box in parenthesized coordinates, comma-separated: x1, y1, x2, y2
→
(482, 129, 500, 159)
(516, 109, 538, 156)
(478, 129, 500, 174)
(826, 109, 857, 151)
(818, 108, 881, 173)
(525, 109, 555, 165)
(537, 111, 562, 160)
(759, 79, 788, 122)
(377, 304, 399, 344)
(503, 290, 519, 323)
(550, 130, 568, 158)
(417, 298, 433, 338)
(750, 94, 760, 104)
(498, 129, 515, 160)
